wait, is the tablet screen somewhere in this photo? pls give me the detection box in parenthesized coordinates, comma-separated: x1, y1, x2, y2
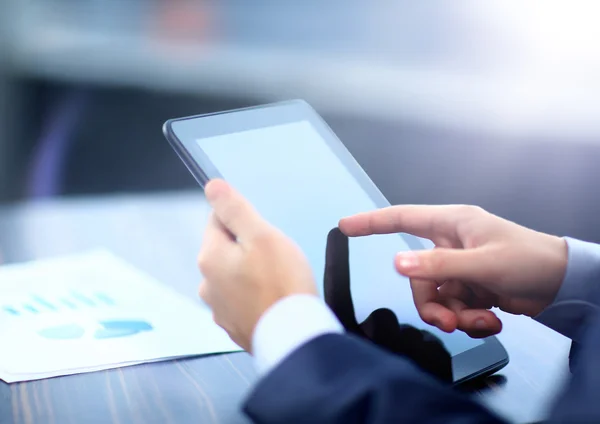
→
(196, 120, 483, 356)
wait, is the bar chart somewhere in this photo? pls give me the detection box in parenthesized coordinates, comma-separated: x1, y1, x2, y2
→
(0, 249, 240, 382)
(2, 290, 152, 340)
(2, 291, 116, 317)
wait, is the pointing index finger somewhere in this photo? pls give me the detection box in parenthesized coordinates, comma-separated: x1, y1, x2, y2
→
(339, 205, 458, 239)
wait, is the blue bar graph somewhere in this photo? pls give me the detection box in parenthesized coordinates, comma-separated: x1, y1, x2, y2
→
(70, 291, 96, 307)
(23, 304, 39, 314)
(95, 292, 115, 306)
(2, 290, 117, 317)
(33, 295, 58, 311)
(61, 298, 77, 309)
(3, 306, 19, 316)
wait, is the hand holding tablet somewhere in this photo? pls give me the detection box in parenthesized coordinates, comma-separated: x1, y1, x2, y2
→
(163, 100, 512, 383)
(339, 205, 568, 338)
(196, 179, 318, 353)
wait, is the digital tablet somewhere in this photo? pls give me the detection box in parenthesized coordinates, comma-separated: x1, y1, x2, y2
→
(163, 99, 509, 384)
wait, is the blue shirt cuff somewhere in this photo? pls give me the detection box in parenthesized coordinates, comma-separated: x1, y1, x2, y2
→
(535, 237, 600, 341)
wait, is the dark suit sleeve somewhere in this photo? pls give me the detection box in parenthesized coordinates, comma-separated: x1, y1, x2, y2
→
(545, 309, 600, 423)
(243, 333, 507, 424)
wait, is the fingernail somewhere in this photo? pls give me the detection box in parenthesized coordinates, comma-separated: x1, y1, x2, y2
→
(396, 252, 420, 270)
(475, 319, 486, 329)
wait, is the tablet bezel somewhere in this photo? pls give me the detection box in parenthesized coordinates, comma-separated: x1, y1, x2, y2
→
(163, 99, 509, 384)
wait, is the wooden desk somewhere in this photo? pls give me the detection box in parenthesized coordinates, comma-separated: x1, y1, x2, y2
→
(0, 192, 572, 423)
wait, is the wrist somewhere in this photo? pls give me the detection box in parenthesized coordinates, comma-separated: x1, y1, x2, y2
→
(538, 234, 569, 310)
(250, 293, 344, 376)
(249, 291, 319, 353)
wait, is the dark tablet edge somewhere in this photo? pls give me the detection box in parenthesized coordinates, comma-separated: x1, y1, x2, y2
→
(453, 335, 509, 385)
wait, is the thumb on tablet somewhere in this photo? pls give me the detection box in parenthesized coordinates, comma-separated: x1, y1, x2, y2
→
(204, 179, 266, 240)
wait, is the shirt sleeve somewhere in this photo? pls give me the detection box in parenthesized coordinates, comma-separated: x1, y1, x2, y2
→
(535, 237, 600, 341)
(251, 294, 344, 377)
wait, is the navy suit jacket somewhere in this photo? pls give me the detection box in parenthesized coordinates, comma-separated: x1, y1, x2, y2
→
(244, 236, 600, 423)
(244, 308, 600, 423)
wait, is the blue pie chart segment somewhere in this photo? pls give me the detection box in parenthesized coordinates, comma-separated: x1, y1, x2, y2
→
(38, 324, 85, 340)
(99, 320, 153, 332)
(94, 327, 141, 339)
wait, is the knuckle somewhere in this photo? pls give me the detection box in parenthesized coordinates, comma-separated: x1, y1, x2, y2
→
(470, 205, 487, 216)
(251, 228, 277, 249)
(453, 205, 487, 239)
(197, 252, 209, 272)
(457, 204, 485, 217)
(212, 314, 229, 333)
(415, 306, 429, 323)
(198, 282, 207, 299)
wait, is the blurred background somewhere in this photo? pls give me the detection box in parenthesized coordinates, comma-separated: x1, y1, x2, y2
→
(1, 0, 600, 240)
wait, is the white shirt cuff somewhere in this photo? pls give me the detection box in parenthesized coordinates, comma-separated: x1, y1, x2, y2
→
(251, 294, 344, 377)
